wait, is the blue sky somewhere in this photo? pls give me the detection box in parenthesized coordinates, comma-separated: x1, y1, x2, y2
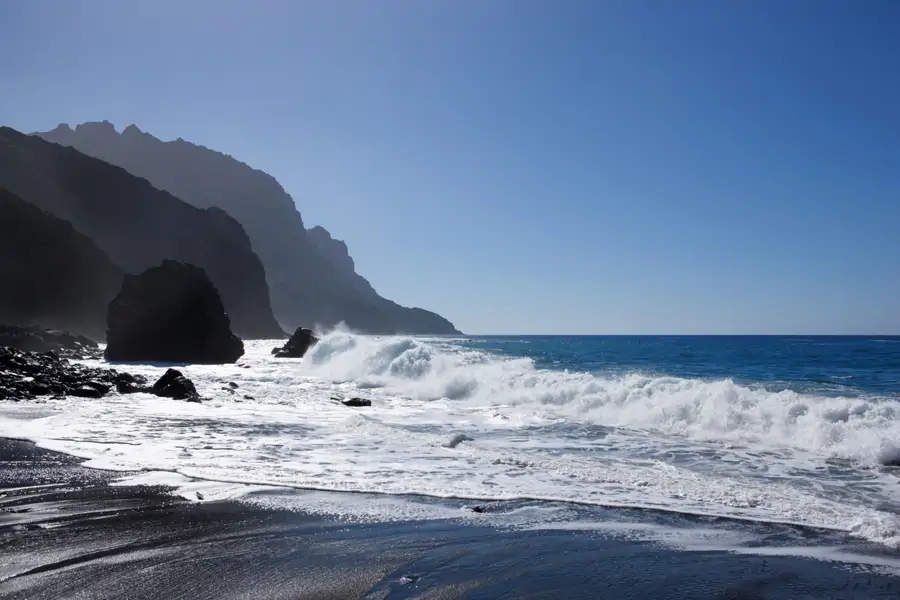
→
(2, 1, 898, 334)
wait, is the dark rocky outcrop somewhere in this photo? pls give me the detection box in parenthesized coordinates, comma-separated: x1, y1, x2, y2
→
(0, 126, 283, 339)
(0, 346, 147, 401)
(115, 378, 146, 395)
(340, 397, 372, 407)
(0, 345, 203, 404)
(114, 368, 201, 403)
(0, 188, 123, 340)
(0, 325, 100, 359)
(272, 327, 318, 358)
(105, 261, 244, 364)
(38, 122, 460, 335)
(69, 385, 104, 398)
(151, 368, 200, 402)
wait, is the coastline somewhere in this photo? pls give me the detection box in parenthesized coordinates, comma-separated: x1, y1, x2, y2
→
(3, 438, 900, 599)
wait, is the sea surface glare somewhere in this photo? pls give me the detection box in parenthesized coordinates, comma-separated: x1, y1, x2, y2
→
(2, 333, 900, 556)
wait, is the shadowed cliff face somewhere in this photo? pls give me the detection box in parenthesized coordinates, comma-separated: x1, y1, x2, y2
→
(0, 127, 284, 340)
(0, 188, 122, 340)
(38, 122, 460, 335)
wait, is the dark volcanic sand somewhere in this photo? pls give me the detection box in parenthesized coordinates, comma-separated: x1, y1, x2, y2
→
(1, 439, 899, 599)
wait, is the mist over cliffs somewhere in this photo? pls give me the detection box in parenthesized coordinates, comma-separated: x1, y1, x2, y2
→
(38, 122, 460, 335)
(0, 127, 284, 339)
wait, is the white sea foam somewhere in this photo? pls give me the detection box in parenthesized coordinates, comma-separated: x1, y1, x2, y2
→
(0, 332, 899, 550)
(300, 331, 900, 464)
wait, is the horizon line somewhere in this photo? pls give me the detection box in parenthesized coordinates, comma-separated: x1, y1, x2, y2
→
(449, 333, 900, 337)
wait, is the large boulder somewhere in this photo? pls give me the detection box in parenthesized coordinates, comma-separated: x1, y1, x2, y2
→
(272, 327, 318, 358)
(105, 261, 244, 364)
(151, 368, 200, 402)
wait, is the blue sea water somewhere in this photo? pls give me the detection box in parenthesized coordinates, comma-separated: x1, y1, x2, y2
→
(465, 335, 900, 397)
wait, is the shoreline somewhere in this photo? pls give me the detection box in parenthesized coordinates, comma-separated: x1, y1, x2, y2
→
(0, 430, 877, 538)
(3, 438, 900, 599)
(4, 417, 895, 545)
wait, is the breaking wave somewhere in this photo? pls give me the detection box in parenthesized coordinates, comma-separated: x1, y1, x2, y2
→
(302, 331, 900, 465)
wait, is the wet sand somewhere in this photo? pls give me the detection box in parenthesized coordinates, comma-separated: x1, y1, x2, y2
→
(1, 438, 899, 599)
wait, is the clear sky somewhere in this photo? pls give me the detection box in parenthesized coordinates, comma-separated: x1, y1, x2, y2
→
(2, 1, 898, 334)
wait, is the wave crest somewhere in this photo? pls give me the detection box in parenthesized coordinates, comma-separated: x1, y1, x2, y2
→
(301, 332, 900, 464)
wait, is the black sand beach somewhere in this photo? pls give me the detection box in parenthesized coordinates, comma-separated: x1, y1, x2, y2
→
(1, 439, 899, 599)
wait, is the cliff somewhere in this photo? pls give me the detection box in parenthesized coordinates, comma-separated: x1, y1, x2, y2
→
(0, 127, 284, 339)
(0, 187, 122, 340)
(38, 122, 460, 335)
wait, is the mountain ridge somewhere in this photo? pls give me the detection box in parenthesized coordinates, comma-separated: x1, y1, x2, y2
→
(38, 122, 460, 335)
(1, 126, 284, 339)
(0, 186, 123, 340)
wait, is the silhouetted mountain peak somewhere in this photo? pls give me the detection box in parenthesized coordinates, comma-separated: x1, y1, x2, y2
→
(75, 120, 117, 136)
(307, 225, 355, 273)
(48, 123, 73, 136)
(122, 124, 157, 141)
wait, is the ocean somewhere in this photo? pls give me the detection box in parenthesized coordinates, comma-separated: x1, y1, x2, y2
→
(2, 332, 900, 580)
